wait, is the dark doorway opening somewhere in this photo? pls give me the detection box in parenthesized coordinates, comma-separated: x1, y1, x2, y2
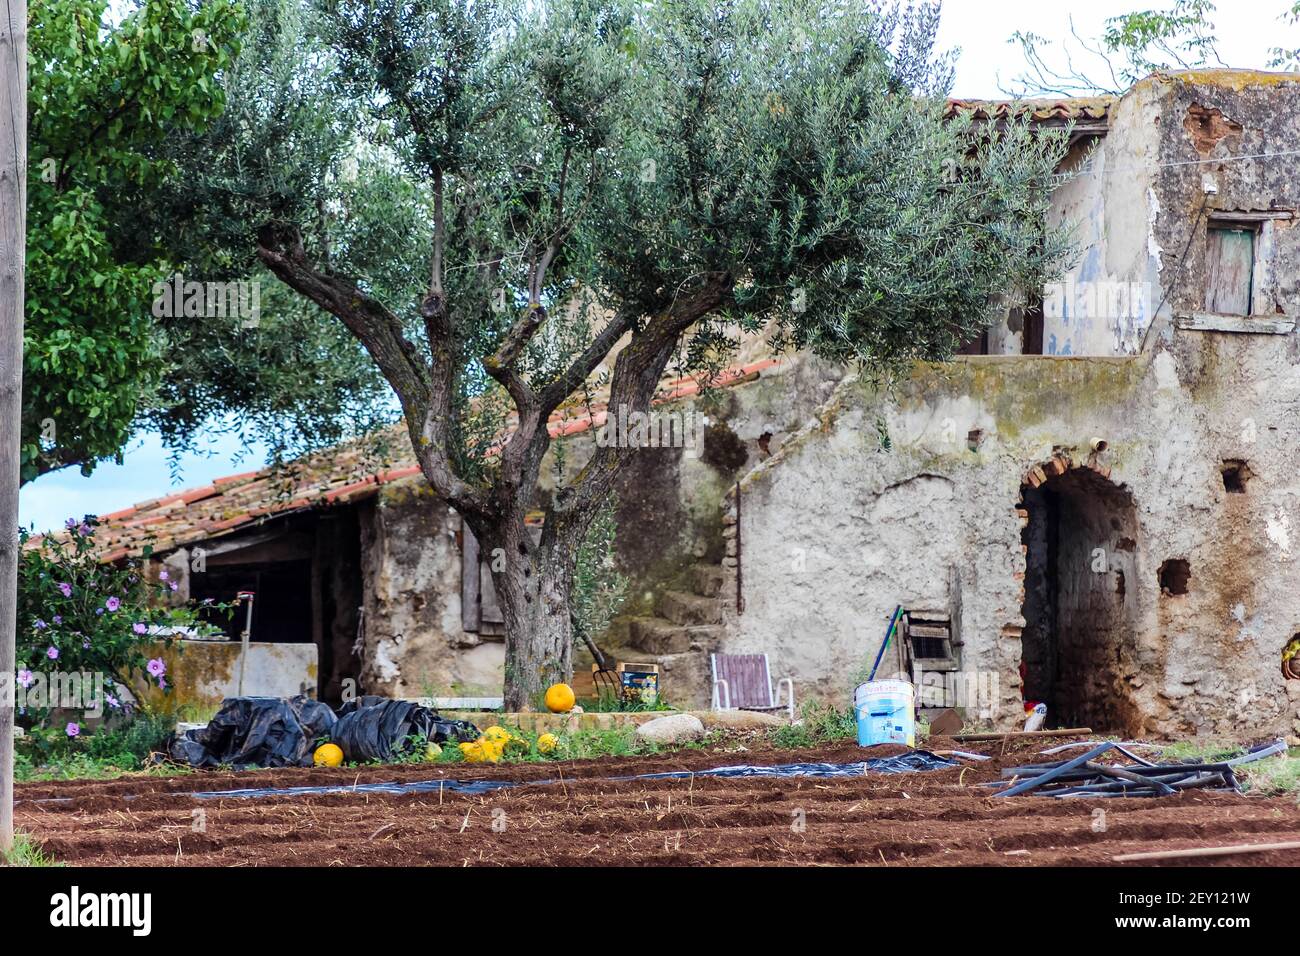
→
(187, 510, 364, 706)
(191, 560, 314, 643)
(1019, 468, 1141, 733)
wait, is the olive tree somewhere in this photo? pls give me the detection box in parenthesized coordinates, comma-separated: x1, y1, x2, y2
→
(238, 0, 1071, 708)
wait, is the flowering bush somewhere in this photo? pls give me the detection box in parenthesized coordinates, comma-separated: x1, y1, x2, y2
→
(16, 517, 219, 729)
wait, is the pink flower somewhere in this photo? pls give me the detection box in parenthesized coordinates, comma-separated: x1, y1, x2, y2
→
(168, 581, 178, 591)
(46, 646, 59, 660)
(17, 669, 32, 688)
(105, 596, 121, 612)
(65, 722, 80, 738)
(157, 677, 167, 691)
(57, 582, 72, 597)
(146, 657, 166, 678)
(133, 622, 148, 634)
(159, 569, 169, 581)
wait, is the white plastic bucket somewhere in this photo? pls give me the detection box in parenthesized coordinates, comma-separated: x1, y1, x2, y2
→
(854, 680, 916, 747)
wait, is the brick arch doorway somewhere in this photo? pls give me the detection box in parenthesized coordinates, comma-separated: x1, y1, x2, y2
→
(1018, 461, 1142, 733)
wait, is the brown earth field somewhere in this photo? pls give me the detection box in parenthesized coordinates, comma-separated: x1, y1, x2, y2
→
(15, 735, 1300, 866)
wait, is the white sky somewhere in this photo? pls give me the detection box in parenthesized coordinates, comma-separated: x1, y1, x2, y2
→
(19, 0, 1300, 533)
(940, 0, 1297, 98)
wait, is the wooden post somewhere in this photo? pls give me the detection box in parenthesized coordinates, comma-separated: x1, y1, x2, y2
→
(0, 0, 27, 855)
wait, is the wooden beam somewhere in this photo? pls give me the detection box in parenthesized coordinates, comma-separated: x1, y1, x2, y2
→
(1175, 312, 1295, 335)
(0, 0, 26, 856)
(952, 727, 1092, 742)
(1113, 840, 1300, 863)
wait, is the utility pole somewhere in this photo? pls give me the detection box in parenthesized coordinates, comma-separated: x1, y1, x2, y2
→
(0, 0, 27, 854)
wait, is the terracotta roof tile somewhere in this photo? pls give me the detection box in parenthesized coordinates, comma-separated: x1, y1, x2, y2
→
(945, 96, 1113, 127)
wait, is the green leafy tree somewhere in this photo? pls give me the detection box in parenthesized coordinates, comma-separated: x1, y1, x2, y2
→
(25, 0, 391, 488)
(211, 0, 1069, 708)
(24, 0, 243, 483)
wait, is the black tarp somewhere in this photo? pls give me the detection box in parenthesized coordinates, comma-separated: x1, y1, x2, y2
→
(168, 695, 480, 769)
(169, 695, 337, 769)
(331, 695, 480, 762)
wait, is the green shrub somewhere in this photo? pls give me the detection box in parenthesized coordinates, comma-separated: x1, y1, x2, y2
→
(16, 519, 226, 731)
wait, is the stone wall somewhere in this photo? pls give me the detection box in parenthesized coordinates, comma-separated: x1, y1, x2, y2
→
(719, 340, 1300, 739)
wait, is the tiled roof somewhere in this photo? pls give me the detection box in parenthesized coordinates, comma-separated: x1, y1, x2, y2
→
(945, 96, 1113, 127)
(40, 358, 779, 562)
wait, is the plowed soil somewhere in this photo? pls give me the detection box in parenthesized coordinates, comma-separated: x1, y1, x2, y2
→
(15, 735, 1300, 866)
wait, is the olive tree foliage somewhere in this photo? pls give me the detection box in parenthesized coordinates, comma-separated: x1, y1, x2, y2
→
(224, 0, 1071, 707)
(133, 0, 395, 467)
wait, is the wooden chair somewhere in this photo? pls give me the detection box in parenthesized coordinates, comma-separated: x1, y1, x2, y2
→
(710, 653, 794, 719)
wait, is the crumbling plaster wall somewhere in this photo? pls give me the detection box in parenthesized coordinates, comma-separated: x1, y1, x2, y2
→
(1037, 78, 1164, 357)
(721, 341, 1300, 740)
(357, 486, 505, 697)
(1147, 71, 1300, 326)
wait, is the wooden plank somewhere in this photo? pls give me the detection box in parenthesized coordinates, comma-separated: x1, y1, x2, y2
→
(461, 520, 481, 632)
(1204, 227, 1254, 315)
(1113, 840, 1300, 863)
(1175, 312, 1294, 335)
(908, 624, 950, 638)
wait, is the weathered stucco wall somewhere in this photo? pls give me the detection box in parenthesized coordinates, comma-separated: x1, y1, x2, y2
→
(722, 336, 1300, 739)
(358, 486, 505, 697)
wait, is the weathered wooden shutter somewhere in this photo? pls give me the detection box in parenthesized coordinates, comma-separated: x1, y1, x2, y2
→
(1205, 227, 1255, 315)
(461, 523, 505, 635)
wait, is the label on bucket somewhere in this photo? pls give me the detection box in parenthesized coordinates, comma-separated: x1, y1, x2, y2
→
(855, 681, 916, 748)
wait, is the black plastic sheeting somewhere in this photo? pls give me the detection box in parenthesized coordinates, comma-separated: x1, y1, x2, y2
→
(188, 750, 958, 800)
(332, 695, 480, 762)
(168, 695, 480, 770)
(169, 696, 338, 770)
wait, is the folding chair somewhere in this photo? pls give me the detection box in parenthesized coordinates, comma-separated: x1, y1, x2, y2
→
(710, 652, 794, 719)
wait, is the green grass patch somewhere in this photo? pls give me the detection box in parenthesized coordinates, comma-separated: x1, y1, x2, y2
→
(2, 833, 61, 867)
(769, 699, 856, 748)
(16, 711, 179, 782)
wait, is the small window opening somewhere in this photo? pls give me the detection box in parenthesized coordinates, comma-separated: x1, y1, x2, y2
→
(1159, 558, 1191, 596)
(1221, 459, 1252, 494)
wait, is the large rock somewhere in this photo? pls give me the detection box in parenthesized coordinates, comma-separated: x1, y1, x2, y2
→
(697, 709, 785, 730)
(636, 713, 706, 745)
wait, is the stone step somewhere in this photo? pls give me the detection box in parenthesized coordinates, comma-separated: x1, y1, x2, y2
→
(629, 616, 722, 654)
(688, 563, 726, 598)
(629, 617, 691, 654)
(658, 589, 721, 626)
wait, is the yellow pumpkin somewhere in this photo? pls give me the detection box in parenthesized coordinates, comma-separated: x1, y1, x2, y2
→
(424, 742, 442, 761)
(537, 732, 559, 754)
(460, 741, 486, 763)
(483, 725, 512, 745)
(313, 743, 344, 767)
(544, 683, 576, 713)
